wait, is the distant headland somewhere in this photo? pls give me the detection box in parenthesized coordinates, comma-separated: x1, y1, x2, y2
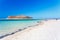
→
(7, 15, 32, 19)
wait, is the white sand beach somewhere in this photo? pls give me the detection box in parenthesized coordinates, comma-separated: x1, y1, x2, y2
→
(1, 19, 60, 40)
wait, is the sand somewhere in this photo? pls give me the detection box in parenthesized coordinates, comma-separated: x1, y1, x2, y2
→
(1, 19, 60, 40)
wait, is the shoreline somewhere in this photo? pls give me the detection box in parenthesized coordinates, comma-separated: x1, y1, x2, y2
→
(0, 21, 40, 39)
(1, 19, 60, 40)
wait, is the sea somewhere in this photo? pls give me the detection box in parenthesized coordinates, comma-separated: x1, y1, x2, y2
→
(0, 19, 41, 37)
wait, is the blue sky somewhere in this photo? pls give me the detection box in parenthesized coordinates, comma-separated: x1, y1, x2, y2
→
(0, 0, 60, 19)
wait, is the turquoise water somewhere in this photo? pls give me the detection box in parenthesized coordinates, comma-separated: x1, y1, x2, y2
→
(0, 19, 40, 36)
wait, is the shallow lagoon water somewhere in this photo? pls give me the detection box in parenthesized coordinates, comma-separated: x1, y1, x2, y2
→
(0, 19, 40, 36)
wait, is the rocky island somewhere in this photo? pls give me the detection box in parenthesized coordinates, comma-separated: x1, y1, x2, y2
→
(7, 15, 32, 19)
